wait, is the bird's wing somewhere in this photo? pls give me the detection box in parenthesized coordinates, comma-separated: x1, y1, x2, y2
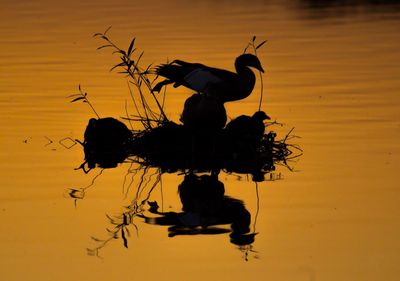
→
(183, 68, 224, 92)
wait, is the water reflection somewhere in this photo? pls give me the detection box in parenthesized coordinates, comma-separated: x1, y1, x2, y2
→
(79, 167, 269, 259)
(141, 173, 256, 246)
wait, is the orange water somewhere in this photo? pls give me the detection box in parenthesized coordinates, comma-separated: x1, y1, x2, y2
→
(1, 1, 400, 280)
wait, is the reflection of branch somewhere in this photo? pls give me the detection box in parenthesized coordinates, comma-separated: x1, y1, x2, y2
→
(58, 137, 78, 149)
(239, 244, 259, 262)
(253, 182, 260, 234)
(44, 136, 53, 147)
(122, 162, 142, 199)
(87, 167, 161, 256)
(67, 169, 104, 206)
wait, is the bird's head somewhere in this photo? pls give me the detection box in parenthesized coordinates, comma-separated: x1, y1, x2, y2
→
(252, 111, 270, 121)
(88, 118, 98, 126)
(236, 54, 264, 73)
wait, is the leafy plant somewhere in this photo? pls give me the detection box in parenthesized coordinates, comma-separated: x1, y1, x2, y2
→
(94, 27, 168, 130)
(67, 84, 100, 118)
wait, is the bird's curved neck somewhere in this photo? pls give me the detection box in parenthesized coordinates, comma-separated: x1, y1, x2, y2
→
(236, 63, 255, 76)
(233, 63, 256, 99)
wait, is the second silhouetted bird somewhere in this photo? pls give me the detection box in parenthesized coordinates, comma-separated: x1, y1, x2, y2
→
(153, 54, 264, 103)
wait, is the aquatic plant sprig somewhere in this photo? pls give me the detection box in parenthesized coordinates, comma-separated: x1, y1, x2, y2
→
(67, 84, 100, 118)
(93, 27, 168, 129)
(244, 36, 268, 112)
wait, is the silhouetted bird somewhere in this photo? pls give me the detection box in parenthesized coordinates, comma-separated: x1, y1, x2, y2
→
(153, 54, 264, 103)
(84, 117, 132, 147)
(225, 111, 270, 142)
(80, 117, 132, 170)
(180, 94, 227, 131)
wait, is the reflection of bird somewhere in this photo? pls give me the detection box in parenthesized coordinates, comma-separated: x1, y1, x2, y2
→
(180, 94, 227, 130)
(225, 111, 270, 141)
(140, 173, 254, 245)
(153, 54, 264, 103)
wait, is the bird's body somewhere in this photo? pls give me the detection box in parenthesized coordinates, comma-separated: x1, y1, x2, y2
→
(225, 111, 270, 142)
(84, 117, 132, 147)
(153, 54, 264, 103)
(180, 94, 227, 131)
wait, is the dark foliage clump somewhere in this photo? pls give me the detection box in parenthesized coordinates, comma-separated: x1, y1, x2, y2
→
(78, 117, 296, 181)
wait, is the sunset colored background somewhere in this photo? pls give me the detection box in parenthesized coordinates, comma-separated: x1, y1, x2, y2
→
(1, 1, 400, 280)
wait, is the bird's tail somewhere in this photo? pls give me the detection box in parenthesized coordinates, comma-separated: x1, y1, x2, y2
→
(155, 64, 184, 81)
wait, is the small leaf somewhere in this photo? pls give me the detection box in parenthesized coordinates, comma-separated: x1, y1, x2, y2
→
(91, 236, 102, 242)
(256, 40, 268, 50)
(145, 63, 153, 71)
(110, 62, 125, 72)
(97, 45, 112, 50)
(70, 97, 86, 103)
(127, 37, 136, 56)
(86, 248, 96, 256)
(138, 51, 144, 60)
(66, 94, 79, 98)
(252, 35, 256, 42)
(112, 50, 127, 56)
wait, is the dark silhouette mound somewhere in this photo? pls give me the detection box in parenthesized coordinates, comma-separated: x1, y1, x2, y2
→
(77, 117, 133, 172)
(180, 93, 227, 131)
(78, 114, 291, 180)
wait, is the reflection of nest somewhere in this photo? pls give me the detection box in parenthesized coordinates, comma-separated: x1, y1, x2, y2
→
(79, 118, 298, 181)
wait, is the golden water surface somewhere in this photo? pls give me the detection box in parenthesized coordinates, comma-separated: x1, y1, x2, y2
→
(1, 1, 400, 280)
